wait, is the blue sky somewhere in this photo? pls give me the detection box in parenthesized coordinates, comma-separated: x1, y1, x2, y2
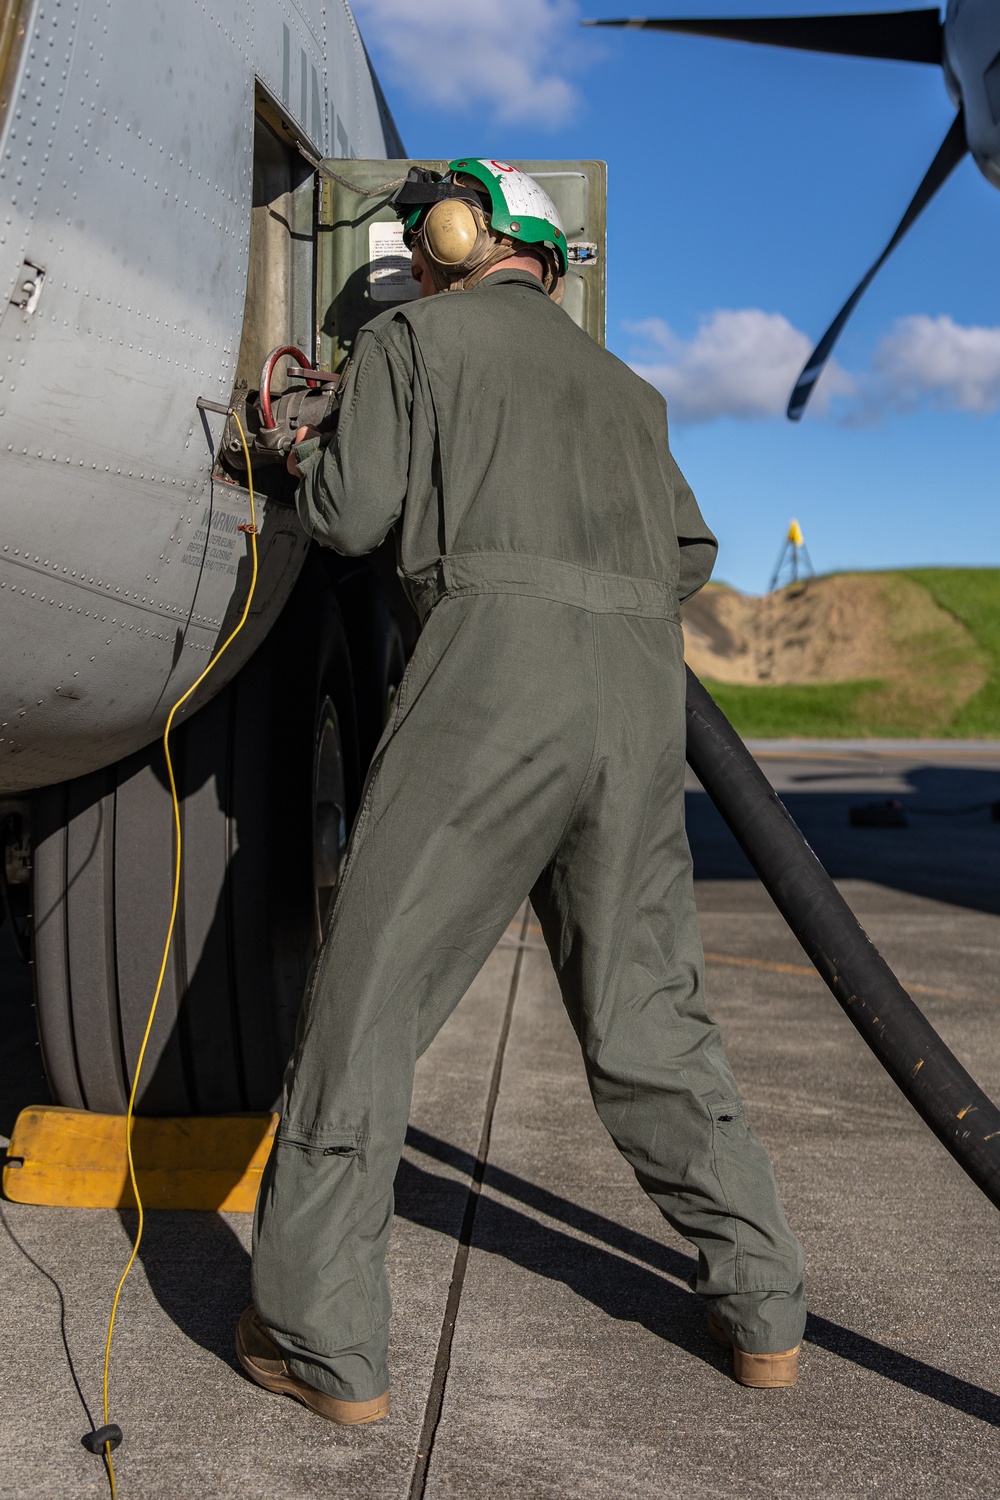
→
(353, 1, 999, 593)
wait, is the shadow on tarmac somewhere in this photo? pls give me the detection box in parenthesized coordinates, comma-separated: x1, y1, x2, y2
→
(7, 1116, 1000, 1440)
(5, 1104, 1000, 1438)
(123, 1207, 250, 1377)
(103, 1124, 1000, 1432)
(4, 759, 1000, 1440)
(687, 764, 1000, 915)
(0, 1199, 98, 1437)
(399, 1128, 1000, 1428)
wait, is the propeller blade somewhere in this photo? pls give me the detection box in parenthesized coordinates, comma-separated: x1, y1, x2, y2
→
(787, 109, 969, 421)
(581, 10, 943, 65)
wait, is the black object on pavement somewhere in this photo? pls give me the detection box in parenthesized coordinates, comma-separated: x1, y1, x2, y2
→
(849, 800, 909, 828)
(81, 1424, 122, 1454)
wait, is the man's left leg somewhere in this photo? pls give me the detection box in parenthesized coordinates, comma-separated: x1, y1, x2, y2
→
(250, 593, 596, 1407)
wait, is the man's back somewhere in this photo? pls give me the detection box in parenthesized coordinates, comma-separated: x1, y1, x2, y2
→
(298, 269, 716, 610)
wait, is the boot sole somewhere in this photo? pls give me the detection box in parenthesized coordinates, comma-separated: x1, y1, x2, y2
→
(706, 1314, 799, 1388)
(236, 1316, 389, 1425)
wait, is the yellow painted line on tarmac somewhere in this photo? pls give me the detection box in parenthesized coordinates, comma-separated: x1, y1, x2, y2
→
(706, 951, 814, 978)
(503, 918, 971, 1002)
(703, 950, 967, 1003)
(502, 919, 544, 941)
(752, 749, 1000, 762)
(505, 928, 970, 1002)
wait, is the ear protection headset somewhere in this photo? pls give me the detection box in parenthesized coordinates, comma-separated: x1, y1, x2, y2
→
(415, 187, 522, 293)
(421, 198, 493, 273)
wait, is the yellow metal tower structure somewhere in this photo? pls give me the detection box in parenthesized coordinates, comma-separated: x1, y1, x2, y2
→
(769, 518, 815, 593)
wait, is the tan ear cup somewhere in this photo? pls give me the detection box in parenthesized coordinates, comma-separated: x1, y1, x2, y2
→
(422, 199, 485, 268)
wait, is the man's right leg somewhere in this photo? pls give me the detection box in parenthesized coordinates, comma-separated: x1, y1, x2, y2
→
(251, 594, 597, 1402)
(531, 615, 805, 1364)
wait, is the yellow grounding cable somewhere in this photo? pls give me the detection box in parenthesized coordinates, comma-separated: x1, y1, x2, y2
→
(98, 412, 259, 1498)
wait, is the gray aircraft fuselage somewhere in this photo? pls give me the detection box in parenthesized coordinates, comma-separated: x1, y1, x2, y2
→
(0, 0, 396, 794)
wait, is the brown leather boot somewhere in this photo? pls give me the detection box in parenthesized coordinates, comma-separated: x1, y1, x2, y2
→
(236, 1308, 389, 1424)
(706, 1311, 799, 1388)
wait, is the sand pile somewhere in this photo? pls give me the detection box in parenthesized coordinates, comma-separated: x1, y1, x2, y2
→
(682, 573, 988, 726)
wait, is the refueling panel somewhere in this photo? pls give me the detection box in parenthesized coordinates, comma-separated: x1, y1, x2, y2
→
(221, 159, 607, 481)
(316, 159, 607, 371)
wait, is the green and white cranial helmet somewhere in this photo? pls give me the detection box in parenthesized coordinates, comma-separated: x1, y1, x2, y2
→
(445, 159, 568, 277)
(393, 158, 568, 294)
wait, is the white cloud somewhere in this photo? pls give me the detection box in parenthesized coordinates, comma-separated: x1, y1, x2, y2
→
(871, 315, 1000, 415)
(628, 309, 1000, 425)
(627, 309, 853, 424)
(352, 0, 582, 126)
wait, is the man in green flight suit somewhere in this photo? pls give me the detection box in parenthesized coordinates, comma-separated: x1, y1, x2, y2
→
(238, 160, 806, 1423)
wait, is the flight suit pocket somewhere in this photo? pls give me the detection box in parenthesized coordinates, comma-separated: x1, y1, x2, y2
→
(255, 1127, 390, 1351)
(705, 1096, 750, 1281)
(276, 1124, 370, 1171)
(708, 1098, 749, 1161)
(710, 1101, 745, 1127)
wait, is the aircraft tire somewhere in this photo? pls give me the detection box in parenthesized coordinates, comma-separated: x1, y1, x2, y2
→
(31, 549, 360, 1116)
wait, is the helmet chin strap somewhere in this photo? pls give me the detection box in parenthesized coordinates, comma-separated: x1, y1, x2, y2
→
(456, 239, 518, 291)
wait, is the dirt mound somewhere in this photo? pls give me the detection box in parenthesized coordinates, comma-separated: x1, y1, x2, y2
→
(682, 573, 989, 729)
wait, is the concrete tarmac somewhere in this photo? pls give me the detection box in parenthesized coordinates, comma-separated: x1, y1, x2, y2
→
(3, 742, 1000, 1498)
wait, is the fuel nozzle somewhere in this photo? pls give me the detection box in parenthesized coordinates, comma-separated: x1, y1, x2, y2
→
(223, 345, 342, 469)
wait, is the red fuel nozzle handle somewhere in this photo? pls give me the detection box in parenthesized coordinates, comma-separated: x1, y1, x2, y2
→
(258, 345, 322, 428)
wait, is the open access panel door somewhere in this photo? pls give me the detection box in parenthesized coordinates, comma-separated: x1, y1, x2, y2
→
(316, 160, 607, 369)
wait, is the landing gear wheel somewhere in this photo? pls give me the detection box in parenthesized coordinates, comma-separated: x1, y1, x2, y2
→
(326, 562, 407, 772)
(31, 550, 359, 1115)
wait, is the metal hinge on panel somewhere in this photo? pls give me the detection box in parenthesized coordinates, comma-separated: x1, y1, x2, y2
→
(9, 260, 45, 316)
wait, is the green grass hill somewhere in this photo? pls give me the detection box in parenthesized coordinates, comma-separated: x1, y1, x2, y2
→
(683, 568, 1000, 739)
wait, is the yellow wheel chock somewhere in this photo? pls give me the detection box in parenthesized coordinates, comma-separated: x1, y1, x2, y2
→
(2, 1106, 278, 1212)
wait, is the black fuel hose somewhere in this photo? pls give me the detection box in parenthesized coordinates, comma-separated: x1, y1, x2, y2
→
(684, 667, 1000, 1211)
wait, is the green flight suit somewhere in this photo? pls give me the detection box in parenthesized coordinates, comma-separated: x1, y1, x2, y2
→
(251, 270, 805, 1401)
